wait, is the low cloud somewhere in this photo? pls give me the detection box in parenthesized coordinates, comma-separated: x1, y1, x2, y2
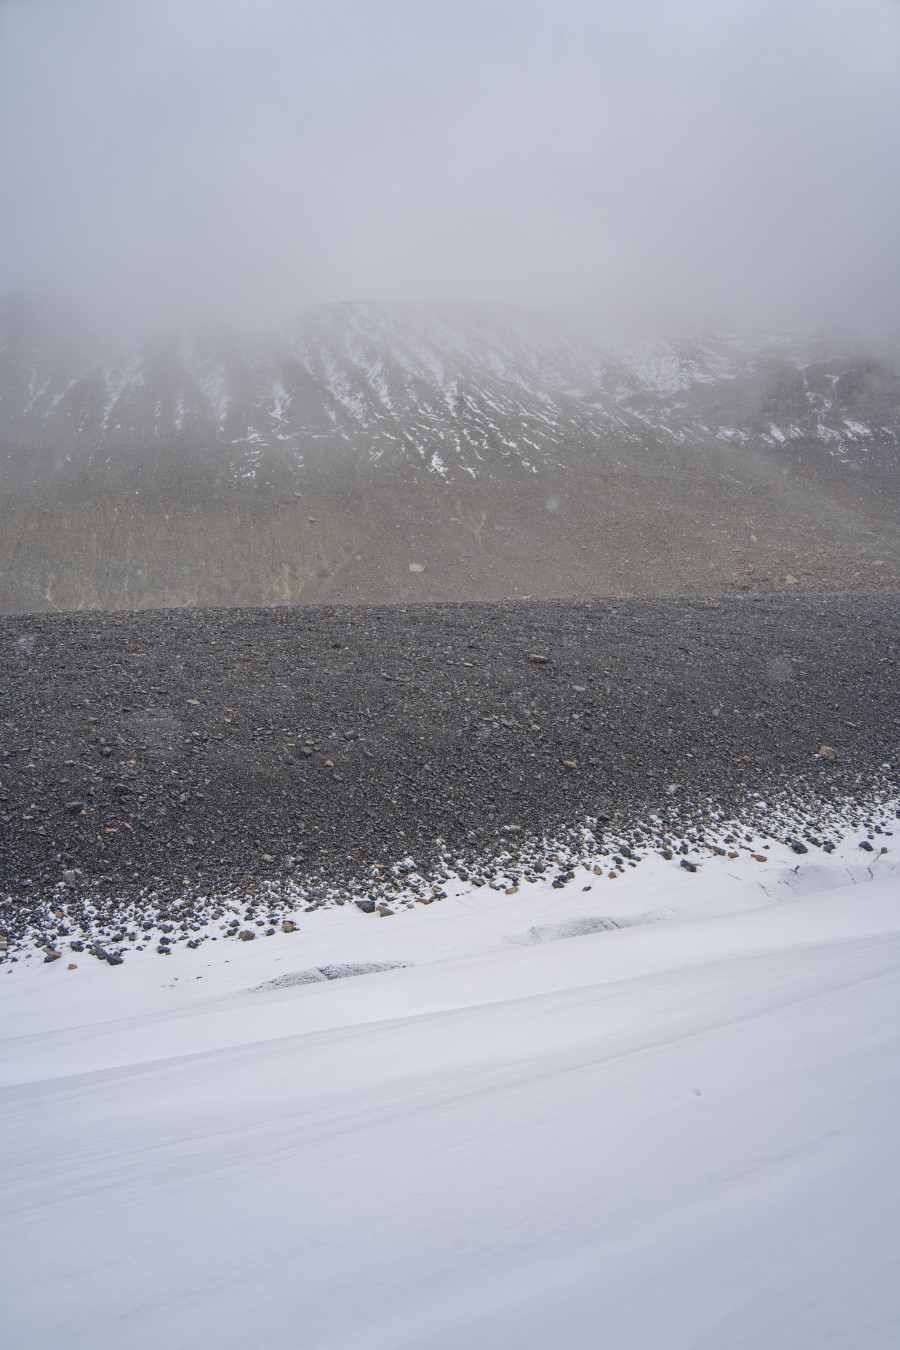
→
(1, 0, 898, 337)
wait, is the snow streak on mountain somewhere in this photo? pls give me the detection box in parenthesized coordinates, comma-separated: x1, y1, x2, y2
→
(3, 300, 898, 477)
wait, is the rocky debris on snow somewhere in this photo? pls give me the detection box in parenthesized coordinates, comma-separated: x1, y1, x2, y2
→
(0, 595, 897, 966)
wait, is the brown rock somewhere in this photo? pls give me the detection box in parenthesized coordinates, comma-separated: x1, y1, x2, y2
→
(819, 745, 838, 760)
(238, 929, 255, 941)
(751, 853, 768, 863)
(281, 920, 296, 933)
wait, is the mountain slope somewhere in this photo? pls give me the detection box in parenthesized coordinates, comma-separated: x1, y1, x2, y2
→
(1, 299, 898, 611)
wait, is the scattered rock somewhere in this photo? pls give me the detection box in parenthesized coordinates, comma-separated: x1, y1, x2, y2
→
(0, 596, 895, 963)
(818, 745, 838, 760)
(238, 929, 256, 940)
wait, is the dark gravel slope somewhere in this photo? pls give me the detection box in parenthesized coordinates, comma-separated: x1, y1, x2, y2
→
(1, 596, 898, 916)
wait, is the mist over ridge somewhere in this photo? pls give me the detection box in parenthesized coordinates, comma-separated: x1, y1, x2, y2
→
(0, 293, 897, 613)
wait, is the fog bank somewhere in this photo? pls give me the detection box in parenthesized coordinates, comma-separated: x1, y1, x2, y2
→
(1, 0, 898, 337)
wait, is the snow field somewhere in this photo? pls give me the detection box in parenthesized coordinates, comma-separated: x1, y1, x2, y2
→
(0, 830, 898, 1349)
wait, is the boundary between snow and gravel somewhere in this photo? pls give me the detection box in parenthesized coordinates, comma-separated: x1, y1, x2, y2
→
(0, 801, 895, 1016)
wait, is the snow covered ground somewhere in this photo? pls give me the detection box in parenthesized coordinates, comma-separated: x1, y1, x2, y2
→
(1, 830, 898, 1349)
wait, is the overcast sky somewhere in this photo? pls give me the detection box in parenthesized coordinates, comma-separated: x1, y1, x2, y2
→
(1, 0, 898, 335)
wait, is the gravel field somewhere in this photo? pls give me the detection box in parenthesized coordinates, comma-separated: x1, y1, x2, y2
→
(1, 594, 898, 963)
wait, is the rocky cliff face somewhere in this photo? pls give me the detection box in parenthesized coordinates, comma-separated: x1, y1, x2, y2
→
(1, 298, 898, 612)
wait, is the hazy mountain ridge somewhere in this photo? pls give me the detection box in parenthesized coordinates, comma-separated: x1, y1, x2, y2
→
(2, 299, 897, 484)
(1, 299, 898, 613)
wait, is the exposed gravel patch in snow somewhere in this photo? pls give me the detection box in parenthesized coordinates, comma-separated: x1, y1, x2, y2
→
(252, 961, 407, 991)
